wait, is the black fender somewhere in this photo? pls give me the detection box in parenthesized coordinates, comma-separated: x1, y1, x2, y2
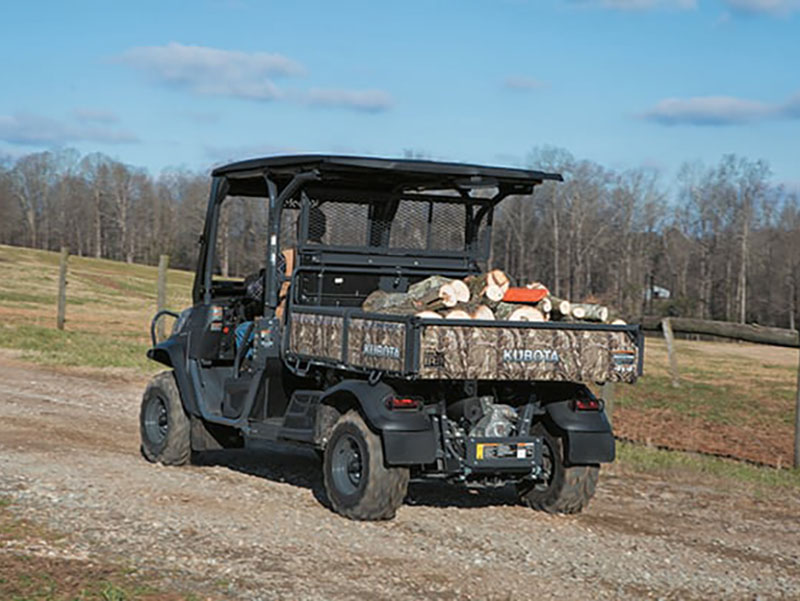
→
(544, 400, 615, 465)
(146, 337, 199, 416)
(320, 380, 436, 465)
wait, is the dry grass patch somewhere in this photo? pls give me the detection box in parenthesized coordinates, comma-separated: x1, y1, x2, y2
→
(613, 336, 799, 467)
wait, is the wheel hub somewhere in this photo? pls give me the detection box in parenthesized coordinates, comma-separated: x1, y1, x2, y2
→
(331, 433, 364, 495)
(144, 396, 169, 445)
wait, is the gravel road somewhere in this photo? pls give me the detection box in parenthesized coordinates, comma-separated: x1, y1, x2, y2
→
(1, 351, 799, 600)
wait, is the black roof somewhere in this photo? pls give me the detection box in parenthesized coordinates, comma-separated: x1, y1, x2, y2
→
(212, 154, 562, 197)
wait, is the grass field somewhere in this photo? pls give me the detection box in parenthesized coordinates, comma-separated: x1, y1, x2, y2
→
(0, 243, 797, 470)
(0, 244, 193, 371)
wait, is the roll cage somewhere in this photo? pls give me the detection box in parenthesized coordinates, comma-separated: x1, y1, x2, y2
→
(193, 155, 562, 315)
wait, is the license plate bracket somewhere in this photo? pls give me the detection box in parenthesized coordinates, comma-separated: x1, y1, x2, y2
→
(466, 436, 543, 472)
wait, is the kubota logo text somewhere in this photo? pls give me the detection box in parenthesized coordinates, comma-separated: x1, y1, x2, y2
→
(363, 343, 401, 359)
(502, 349, 560, 363)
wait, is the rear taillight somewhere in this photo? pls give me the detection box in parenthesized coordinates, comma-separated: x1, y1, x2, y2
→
(386, 397, 421, 411)
(573, 398, 602, 411)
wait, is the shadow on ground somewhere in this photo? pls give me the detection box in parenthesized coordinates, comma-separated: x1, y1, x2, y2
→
(193, 441, 521, 513)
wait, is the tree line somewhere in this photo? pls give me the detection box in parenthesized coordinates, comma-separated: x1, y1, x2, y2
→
(1, 147, 798, 328)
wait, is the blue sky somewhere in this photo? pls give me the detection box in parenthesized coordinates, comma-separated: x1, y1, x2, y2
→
(1, 0, 798, 187)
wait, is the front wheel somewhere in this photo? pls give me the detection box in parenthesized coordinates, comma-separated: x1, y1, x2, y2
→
(517, 423, 599, 514)
(140, 371, 191, 466)
(323, 411, 409, 521)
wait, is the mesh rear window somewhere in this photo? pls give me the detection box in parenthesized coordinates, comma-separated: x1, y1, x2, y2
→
(311, 202, 369, 247)
(430, 203, 466, 250)
(389, 200, 429, 249)
(301, 198, 471, 252)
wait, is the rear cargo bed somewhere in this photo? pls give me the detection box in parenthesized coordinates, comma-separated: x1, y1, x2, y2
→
(287, 307, 643, 383)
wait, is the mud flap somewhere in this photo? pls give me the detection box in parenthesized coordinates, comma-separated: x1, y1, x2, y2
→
(545, 400, 615, 464)
(382, 430, 437, 465)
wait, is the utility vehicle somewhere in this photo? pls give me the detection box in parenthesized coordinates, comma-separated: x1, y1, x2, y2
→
(141, 155, 643, 520)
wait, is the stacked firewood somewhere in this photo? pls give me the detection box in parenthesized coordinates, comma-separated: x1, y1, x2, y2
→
(362, 271, 625, 323)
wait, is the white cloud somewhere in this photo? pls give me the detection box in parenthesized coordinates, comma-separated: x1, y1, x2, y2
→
(305, 88, 393, 112)
(722, 0, 800, 15)
(571, 0, 696, 10)
(119, 42, 304, 101)
(503, 76, 547, 91)
(0, 112, 138, 145)
(118, 42, 394, 113)
(641, 93, 800, 125)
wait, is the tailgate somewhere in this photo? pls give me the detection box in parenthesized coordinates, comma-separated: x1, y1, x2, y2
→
(417, 321, 642, 383)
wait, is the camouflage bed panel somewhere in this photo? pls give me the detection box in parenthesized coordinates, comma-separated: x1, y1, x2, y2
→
(288, 313, 408, 373)
(346, 318, 407, 372)
(417, 324, 639, 383)
(289, 311, 639, 383)
(289, 313, 344, 362)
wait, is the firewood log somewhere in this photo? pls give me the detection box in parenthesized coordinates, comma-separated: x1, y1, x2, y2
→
(488, 269, 510, 295)
(503, 287, 548, 303)
(509, 306, 546, 322)
(537, 297, 553, 314)
(525, 281, 549, 293)
(610, 318, 627, 325)
(444, 308, 472, 320)
(407, 275, 452, 301)
(450, 279, 470, 303)
(548, 296, 571, 318)
(494, 302, 545, 321)
(420, 283, 458, 310)
(571, 303, 609, 322)
(471, 305, 495, 320)
(415, 310, 443, 319)
(465, 273, 505, 304)
(362, 290, 417, 314)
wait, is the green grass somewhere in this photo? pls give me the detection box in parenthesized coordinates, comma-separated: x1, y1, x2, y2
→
(0, 323, 152, 371)
(617, 441, 800, 490)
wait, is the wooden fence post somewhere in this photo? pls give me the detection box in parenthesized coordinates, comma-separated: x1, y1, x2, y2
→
(661, 317, 680, 388)
(56, 247, 69, 330)
(794, 349, 800, 469)
(156, 254, 169, 341)
(602, 381, 615, 426)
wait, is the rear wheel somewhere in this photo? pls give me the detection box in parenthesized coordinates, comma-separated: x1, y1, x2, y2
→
(140, 371, 191, 466)
(517, 423, 599, 514)
(323, 411, 409, 520)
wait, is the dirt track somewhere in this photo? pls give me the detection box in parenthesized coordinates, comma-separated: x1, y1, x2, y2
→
(1, 352, 799, 600)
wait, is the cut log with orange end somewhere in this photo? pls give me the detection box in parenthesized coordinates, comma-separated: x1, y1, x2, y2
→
(503, 287, 549, 303)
